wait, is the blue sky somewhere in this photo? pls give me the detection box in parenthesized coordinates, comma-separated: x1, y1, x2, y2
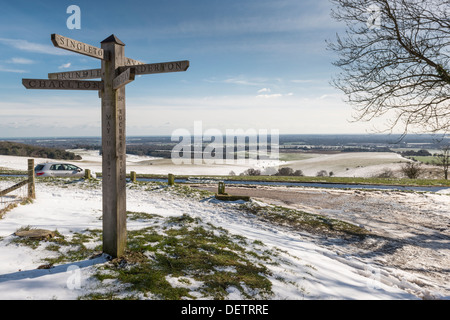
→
(0, 0, 384, 138)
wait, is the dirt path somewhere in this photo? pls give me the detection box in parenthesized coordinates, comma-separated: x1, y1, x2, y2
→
(193, 184, 450, 298)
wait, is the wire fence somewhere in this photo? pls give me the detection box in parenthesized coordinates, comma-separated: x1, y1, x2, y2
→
(0, 159, 36, 216)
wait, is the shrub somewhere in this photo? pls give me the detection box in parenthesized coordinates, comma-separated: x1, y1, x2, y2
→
(275, 167, 294, 176)
(401, 162, 422, 179)
(316, 170, 328, 177)
(273, 167, 304, 177)
(242, 168, 261, 176)
(374, 168, 395, 178)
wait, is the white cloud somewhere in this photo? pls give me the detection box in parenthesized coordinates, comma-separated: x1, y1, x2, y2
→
(256, 90, 293, 99)
(0, 38, 72, 56)
(0, 66, 27, 73)
(256, 93, 282, 99)
(206, 75, 269, 86)
(291, 79, 315, 84)
(58, 62, 72, 69)
(8, 57, 34, 64)
(223, 77, 267, 86)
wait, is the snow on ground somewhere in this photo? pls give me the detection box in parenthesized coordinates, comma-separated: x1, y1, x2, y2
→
(68, 150, 413, 177)
(0, 151, 283, 176)
(0, 153, 449, 300)
(0, 178, 420, 300)
(0, 150, 413, 178)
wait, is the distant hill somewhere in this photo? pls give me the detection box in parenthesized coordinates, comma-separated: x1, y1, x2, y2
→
(0, 141, 82, 160)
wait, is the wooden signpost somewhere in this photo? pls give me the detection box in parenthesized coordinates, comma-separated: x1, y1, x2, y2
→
(22, 33, 189, 258)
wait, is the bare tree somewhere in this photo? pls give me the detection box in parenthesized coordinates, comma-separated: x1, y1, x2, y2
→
(328, 0, 450, 135)
(435, 145, 450, 180)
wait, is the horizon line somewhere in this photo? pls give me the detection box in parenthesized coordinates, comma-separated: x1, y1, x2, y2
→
(1, 132, 448, 140)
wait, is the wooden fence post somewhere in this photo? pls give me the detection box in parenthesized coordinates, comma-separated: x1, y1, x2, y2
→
(27, 159, 35, 199)
(85, 169, 91, 180)
(130, 171, 136, 183)
(218, 181, 226, 195)
(168, 173, 175, 186)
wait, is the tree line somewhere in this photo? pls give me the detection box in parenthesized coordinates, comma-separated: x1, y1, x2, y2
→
(0, 141, 81, 160)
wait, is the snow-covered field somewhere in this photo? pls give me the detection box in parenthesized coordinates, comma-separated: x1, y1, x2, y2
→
(0, 150, 416, 178)
(0, 179, 421, 300)
(281, 152, 409, 178)
(69, 149, 283, 176)
(0, 153, 449, 300)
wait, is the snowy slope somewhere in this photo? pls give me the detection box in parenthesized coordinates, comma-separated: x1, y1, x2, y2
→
(0, 178, 425, 300)
(1, 152, 449, 300)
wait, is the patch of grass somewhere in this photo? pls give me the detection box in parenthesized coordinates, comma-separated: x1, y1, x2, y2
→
(0, 169, 27, 176)
(127, 211, 162, 221)
(127, 226, 164, 252)
(87, 214, 274, 300)
(223, 175, 450, 187)
(240, 202, 369, 239)
(410, 156, 440, 164)
(168, 184, 215, 200)
(215, 194, 251, 201)
(0, 203, 18, 219)
(112, 255, 193, 300)
(20, 198, 34, 205)
(41, 230, 102, 265)
(128, 181, 215, 200)
(10, 226, 102, 264)
(130, 173, 450, 187)
(166, 213, 197, 225)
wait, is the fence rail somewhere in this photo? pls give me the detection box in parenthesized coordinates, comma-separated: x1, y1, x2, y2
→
(0, 180, 28, 197)
(0, 159, 36, 200)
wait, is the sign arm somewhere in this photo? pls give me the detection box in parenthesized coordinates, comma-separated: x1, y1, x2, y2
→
(51, 33, 109, 60)
(118, 60, 189, 75)
(113, 67, 135, 90)
(22, 79, 103, 90)
(48, 68, 102, 80)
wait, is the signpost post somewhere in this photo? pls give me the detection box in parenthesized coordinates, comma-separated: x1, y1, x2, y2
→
(22, 33, 189, 258)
